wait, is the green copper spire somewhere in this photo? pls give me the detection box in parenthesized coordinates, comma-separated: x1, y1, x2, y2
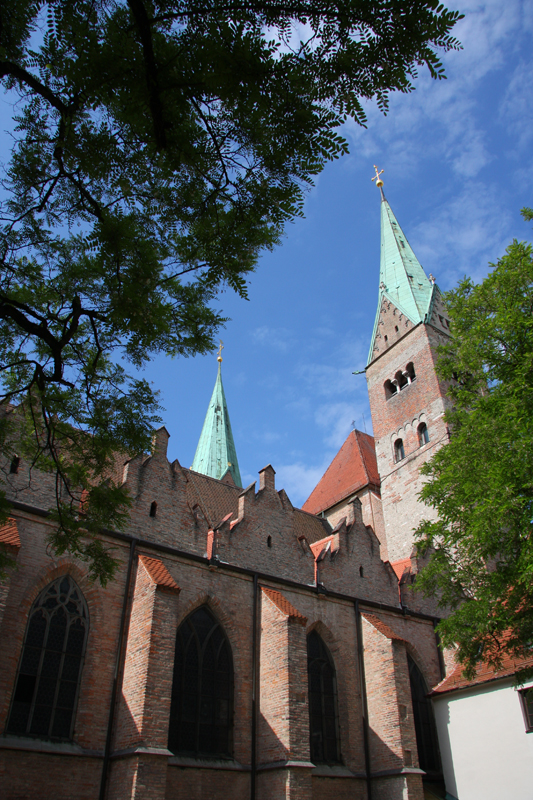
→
(191, 351, 242, 487)
(367, 173, 435, 364)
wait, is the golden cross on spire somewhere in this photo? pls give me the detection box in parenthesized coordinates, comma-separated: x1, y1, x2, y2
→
(372, 165, 384, 189)
(217, 339, 224, 362)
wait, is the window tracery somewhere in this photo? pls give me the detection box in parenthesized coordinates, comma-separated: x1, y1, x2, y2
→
(7, 575, 88, 740)
(168, 606, 233, 758)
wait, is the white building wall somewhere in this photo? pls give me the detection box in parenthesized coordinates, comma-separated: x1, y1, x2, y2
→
(433, 679, 533, 800)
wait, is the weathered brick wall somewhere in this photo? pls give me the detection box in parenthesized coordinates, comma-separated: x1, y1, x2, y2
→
(367, 320, 452, 563)
(0, 434, 446, 800)
(165, 764, 250, 800)
(362, 618, 425, 800)
(322, 487, 386, 559)
(0, 750, 101, 800)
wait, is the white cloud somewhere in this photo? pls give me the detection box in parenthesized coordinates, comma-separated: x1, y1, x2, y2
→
(411, 184, 512, 287)
(275, 461, 330, 506)
(252, 325, 295, 352)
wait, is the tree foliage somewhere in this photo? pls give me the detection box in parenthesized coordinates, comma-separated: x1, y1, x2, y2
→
(0, 0, 462, 581)
(415, 209, 533, 679)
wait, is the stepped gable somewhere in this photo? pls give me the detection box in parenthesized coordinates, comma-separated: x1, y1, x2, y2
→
(184, 467, 241, 528)
(302, 429, 379, 515)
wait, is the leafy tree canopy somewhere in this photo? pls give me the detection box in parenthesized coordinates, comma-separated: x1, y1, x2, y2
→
(0, 0, 462, 582)
(415, 209, 533, 679)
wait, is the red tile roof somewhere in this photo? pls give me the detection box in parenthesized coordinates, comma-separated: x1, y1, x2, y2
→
(431, 636, 533, 696)
(184, 468, 241, 528)
(262, 587, 307, 626)
(391, 558, 412, 581)
(302, 430, 380, 515)
(362, 612, 407, 643)
(0, 518, 21, 550)
(139, 554, 180, 593)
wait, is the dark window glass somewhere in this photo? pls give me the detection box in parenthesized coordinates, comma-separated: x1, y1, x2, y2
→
(168, 607, 233, 757)
(418, 423, 430, 447)
(394, 439, 405, 463)
(7, 576, 88, 740)
(307, 631, 340, 764)
(9, 456, 20, 474)
(408, 655, 440, 774)
(150, 501, 157, 517)
(520, 689, 533, 731)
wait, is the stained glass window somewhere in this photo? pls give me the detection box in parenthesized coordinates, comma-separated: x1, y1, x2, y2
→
(307, 631, 340, 764)
(168, 606, 233, 757)
(7, 575, 88, 740)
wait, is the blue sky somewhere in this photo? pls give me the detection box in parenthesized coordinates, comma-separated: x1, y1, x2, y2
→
(146, 0, 533, 505)
(1, 0, 532, 507)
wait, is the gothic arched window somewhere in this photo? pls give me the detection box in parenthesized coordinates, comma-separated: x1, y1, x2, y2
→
(168, 606, 233, 757)
(418, 422, 430, 447)
(307, 630, 341, 764)
(394, 438, 405, 463)
(408, 655, 440, 774)
(7, 575, 88, 740)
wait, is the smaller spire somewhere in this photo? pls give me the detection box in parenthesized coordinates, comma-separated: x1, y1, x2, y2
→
(191, 349, 242, 487)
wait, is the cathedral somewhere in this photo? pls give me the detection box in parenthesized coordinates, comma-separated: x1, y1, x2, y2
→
(0, 181, 455, 800)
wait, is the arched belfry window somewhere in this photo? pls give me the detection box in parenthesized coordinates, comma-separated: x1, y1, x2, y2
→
(168, 606, 233, 757)
(307, 630, 341, 764)
(394, 438, 405, 463)
(7, 575, 88, 740)
(418, 422, 429, 447)
(408, 655, 440, 774)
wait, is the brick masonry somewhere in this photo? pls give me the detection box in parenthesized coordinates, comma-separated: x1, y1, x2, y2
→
(0, 304, 452, 800)
(366, 312, 453, 565)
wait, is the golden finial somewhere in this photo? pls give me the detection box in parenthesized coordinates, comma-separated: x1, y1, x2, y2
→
(372, 165, 384, 189)
(217, 339, 224, 362)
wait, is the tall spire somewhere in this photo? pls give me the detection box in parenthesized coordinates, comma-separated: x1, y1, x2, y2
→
(367, 169, 435, 364)
(191, 346, 242, 487)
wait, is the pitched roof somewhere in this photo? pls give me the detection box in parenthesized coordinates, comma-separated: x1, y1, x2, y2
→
(302, 429, 379, 515)
(191, 362, 242, 487)
(368, 192, 436, 365)
(362, 612, 407, 643)
(0, 517, 21, 549)
(431, 636, 533, 696)
(391, 557, 412, 581)
(184, 467, 241, 529)
(262, 587, 307, 625)
(139, 554, 180, 593)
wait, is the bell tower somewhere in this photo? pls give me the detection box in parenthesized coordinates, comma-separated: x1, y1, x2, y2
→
(366, 169, 452, 566)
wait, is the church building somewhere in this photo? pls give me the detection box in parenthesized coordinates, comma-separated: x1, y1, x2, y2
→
(0, 178, 453, 800)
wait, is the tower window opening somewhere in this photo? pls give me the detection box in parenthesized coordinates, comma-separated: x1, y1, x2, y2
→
(150, 501, 157, 518)
(396, 371, 409, 390)
(394, 439, 405, 463)
(418, 423, 429, 447)
(267, 535, 272, 548)
(384, 380, 397, 400)
(359, 566, 364, 577)
(406, 363, 416, 382)
(9, 455, 20, 474)
(395, 325, 399, 333)
(384, 335, 388, 344)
